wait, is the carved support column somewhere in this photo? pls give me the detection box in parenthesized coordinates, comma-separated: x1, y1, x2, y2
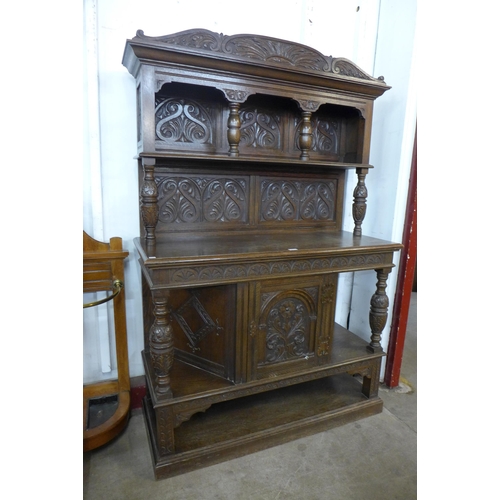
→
(140, 158, 158, 246)
(227, 102, 241, 157)
(367, 268, 391, 353)
(353, 167, 368, 236)
(150, 289, 174, 399)
(299, 111, 313, 160)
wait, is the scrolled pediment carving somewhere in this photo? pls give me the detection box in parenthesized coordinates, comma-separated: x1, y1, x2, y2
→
(134, 29, 385, 83)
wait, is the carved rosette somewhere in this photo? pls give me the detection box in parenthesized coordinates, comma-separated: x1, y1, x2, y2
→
(368, 269, 391, 353)
(321, 282, 336, 304)
(317, 338, 329, 357)
(150, 290, 174, 398)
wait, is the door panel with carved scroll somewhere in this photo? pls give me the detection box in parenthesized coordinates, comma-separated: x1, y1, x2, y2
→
(248, 275, 337, 381)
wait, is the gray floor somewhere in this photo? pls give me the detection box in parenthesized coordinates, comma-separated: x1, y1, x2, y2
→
(83, 292, 417, 500)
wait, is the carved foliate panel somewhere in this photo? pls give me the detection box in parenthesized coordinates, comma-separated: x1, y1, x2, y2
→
(155, 96, 216, 146)
(260, 178, 336, 222)
(156, 175, 249, 226)
(262, 296, 313, 364)
(239, 107, 282, 151)
(252, 281, 323, 379)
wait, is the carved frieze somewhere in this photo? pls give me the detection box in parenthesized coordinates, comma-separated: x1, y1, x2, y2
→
(156, 176, 248, 224)
(260, 179, 336, 222)
(165, 253, 387, 286)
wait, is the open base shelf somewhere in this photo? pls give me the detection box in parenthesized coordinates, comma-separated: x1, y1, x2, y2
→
(143, 372, 382, 479)
(142, 327, 384, 479)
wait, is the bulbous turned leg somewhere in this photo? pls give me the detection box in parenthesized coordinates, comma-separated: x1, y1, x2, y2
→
(299, 111, 313, 160)
(368, 268, 391, 353)
(140, 158, 159, 245)
(227, 102, 241, 157)
(149, 289, 174, 399)
(353, 167, 368, 237)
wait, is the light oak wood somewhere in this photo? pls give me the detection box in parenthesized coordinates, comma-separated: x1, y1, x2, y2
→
(83, 232, 130, 452)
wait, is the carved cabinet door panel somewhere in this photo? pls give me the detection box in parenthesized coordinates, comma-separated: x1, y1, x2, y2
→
(170, 285, 237, 382)
(248, 275, 337, 381)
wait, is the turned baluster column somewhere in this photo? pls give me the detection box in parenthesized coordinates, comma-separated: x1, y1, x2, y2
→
(367, 268, 391, 353)
(227, 102, 241, 157)
(140, 158, 159, 246)
(222, 89, 251, 157)
(353, 167, 368, 236)
(150, 289, 174, 398)
(299, 110, 313, 160)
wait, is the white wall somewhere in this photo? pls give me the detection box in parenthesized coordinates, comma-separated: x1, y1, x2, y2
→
(83, 0, 416, 381)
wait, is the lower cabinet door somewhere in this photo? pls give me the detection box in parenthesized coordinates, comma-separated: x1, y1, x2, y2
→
(248, 274, 337, 381)
(170, 285, 237, 382)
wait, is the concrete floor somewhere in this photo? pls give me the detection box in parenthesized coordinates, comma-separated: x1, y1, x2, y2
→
(83, 292, 417, 500)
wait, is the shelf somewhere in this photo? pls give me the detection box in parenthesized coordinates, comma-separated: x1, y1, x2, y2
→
(138, 152, 374, 171)
(136, 231, 402, 265)
(143, 371, 382, 479)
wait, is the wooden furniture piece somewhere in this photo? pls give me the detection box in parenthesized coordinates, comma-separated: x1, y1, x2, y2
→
(83, 231, 130, 452)
(122, 29, 403, 479)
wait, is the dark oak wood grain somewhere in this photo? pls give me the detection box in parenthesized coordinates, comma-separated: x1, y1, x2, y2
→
(122, 28, 401, 479)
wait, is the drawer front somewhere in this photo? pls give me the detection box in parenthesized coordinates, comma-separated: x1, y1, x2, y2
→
(248, 274, 337, 381)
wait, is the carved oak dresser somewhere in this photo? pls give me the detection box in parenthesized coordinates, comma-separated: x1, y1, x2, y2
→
(122, 29, 403, 479)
